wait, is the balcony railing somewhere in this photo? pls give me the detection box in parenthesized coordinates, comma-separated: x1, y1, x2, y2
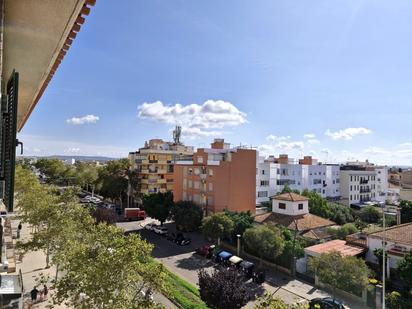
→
(346, 233, 368, 248)
(360, 179, 369, 184)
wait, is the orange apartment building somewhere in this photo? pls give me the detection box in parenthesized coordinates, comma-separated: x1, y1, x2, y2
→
(173, 139, 257, 215)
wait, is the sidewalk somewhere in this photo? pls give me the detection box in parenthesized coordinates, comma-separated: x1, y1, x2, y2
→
(10, 216, 176, 309)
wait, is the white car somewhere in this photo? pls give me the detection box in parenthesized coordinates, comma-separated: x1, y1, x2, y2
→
(144, 223, 157, 231)
(153, 226, 168, 235)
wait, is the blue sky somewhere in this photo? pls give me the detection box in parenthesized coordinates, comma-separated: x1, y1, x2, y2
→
(19, 0, 412, 165)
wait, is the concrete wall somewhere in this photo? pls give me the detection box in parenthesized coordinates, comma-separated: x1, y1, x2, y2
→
(271, 199, 309, 216)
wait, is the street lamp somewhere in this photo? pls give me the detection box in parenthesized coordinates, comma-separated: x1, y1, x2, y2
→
(382, 203, 386, 309)
(236, 234, 241, 256)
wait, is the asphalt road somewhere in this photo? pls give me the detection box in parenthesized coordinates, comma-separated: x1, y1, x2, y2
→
(117, 219, 307, 307)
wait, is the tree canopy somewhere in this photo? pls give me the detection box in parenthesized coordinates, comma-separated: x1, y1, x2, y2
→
(224, 210, 254, 238)
(399, 200, 412, 224)
(254, 293, 307, 309)
(172, 200, 203, 231)
(359, 205, 381, 223)
(243, 224, 285, 265)
(327, 223, 358, 240)
(201, 212, 234, 243)
(309, 251, 370, 297)
(143, 191, 174, 225)
(398, 251, 412, 291)
(198, 268, 249, 309)
(34, 158, 71, 184)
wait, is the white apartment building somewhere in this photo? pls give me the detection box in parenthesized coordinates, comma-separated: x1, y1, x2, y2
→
(256, 155, 340, 204)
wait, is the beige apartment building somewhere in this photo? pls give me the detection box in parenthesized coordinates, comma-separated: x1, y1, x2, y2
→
(173, 139, 257, 215)
(128, 138, 193, 199)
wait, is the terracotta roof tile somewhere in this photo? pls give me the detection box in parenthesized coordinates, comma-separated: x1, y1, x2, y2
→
(254, 212, 335, 231)
(270, 192, 309, 202)
(368, 222, 412, 246)
(305, 239, 366, 256)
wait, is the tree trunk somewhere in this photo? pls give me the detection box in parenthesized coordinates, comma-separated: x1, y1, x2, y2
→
(217, 237, 221, 246)
(55, 263, 59, 282)
(45, 246, 50, 268)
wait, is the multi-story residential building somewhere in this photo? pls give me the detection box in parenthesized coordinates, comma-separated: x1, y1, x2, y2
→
(256, 155, 340, 205)
(173, 139, 256, 215)
(128, 138, 193, 198)
(339, 165, 377, 206)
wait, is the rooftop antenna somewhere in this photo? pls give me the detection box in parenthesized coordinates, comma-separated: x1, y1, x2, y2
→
(173, 125, 182, 145)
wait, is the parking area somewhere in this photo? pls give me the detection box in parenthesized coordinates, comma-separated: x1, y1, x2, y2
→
(117, 220, 306, 307)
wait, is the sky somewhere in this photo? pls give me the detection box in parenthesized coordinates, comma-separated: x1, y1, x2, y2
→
(19, 0, 412, 166)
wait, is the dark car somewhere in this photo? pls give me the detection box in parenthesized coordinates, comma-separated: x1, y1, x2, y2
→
(195, 244, 215, 258)
(309, 297, 348, 309)
(175, 233, 191, 246)
(239, 260, 254, 279)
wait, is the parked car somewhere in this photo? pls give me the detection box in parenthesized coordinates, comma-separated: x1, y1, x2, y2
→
(174, 233, 191, 246)
(144, 223, 157, 231)
(195, 244, 215, 258)
(153, 226, 168, 235)
(309, 297, 348, 309)
(252, 270, 265, 284)
(228, 255, 243, 268)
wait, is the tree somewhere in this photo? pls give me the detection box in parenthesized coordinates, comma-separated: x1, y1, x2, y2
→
(198, 268, 249, 309)
(254, 293, 307, 309)
(281, 184, 300, 194)
(398, 251, 412, 291)
(34, 158, 70, 184)
(171, 200, 203, 231)
(309, 251, 370, 297)
(95, 159, 129, 205)
(399, 200, 412, 224)
(301, 190, 333, 219)
(53, 223, 165, 309)
(73, 161, 99, 190)
(328, 203, 354, 225)
(243, 225, 285, 266)
(359, 205, 381, 223)
(224, 210, 254, 239)
(143, 191, 173, 225)
(327, 223, 358, 240)
(201, 212, 234, 244)
(275, 225, 305, 269)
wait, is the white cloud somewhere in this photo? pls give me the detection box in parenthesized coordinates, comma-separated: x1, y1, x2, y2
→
(303, 133, 316, 139)
(259, 135, 304, 156)
(399, 142, 412, 147)
(307, 139, 320, 145)
(137, 100, 247, 138)
(65, 147, 80, 154)
(325, 127, 372, 140)
(66, 114, 99, 125)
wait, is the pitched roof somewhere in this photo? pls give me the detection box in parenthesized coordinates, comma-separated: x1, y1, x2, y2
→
(302, 228, 334, 241)
(305, 239, 366, 257)
(254, 212, 335, 232)
(270, 192, 309, 202)
(368, 223, 412, 246)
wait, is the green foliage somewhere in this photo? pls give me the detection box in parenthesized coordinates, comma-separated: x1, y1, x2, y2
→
(72, 161, 99, 188)
(34, 158, 71, 184)
(274, 225, 305, 268)
(243, 224, 285, 265)
(328, 203, 354, 225)
(301, 189, 333, 218)
(254, 292, 308, 309)
(172, 201, 203, 232)
(327, 223, 358, 240)
(398, 251, 412, 290)
(143, 191, 174, 225)
(224, 210, 254, 238)
(359, 205, 381, 223)
(96, 159, 129, 203)
(15, 165, 166, 308)
(163, 267, 207, 309)
(309, 251, 370, 296)
(386, 291, 412, 309)
(198, 268, 249, 309)
(281, 184, 300, 194)
(201, 212, 234, 241)
(399, 200, 412, 224)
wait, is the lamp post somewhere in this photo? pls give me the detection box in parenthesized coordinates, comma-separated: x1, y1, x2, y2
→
(382, 203, 386, 309)
(236, 234, 241, 256)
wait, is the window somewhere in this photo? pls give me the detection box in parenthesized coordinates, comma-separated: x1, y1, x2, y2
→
(258, 191, 268, 197)
(313, 179, 322, 185)
(262, 169, 265, 175)
(298, 203, 303, 210)
(197, 156, 203, 163)
(350, 185, 352, 191)
(183, 179, 187, 189)
(209, 169, 213, 176)
(188, 180, 193, 188)
(260, 180, 269, 186)
(194, 168, 200, 175)
(350, 195, 352, 200)
(279, 203, 286, 210)
(194, 181, 200, 189)
(207, 196, 214, 206)
(208, 182, 213, 192)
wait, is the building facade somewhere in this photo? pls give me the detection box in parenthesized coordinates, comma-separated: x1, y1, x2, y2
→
(128, 139, 193, 197)
(256, 155, 340, 205)
(173, 139, 257, 215)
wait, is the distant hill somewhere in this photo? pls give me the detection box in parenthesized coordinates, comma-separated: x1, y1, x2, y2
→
(18, 155, 120, 162)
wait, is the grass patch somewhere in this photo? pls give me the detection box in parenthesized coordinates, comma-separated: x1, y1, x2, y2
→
(162, 267, 208, 309)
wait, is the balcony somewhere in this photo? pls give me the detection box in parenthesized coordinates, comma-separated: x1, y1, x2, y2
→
(387, 246, 410, 257)
(360, 188, 371, 193)
(360, 179, 369, 184)
(157, 169, 167, 174)
(158, 179, 166, 184)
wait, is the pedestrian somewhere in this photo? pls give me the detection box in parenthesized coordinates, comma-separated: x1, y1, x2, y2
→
(30, 287, 39, 303)
(17, 222, 22, 239)
(43, 284, 48, 300)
